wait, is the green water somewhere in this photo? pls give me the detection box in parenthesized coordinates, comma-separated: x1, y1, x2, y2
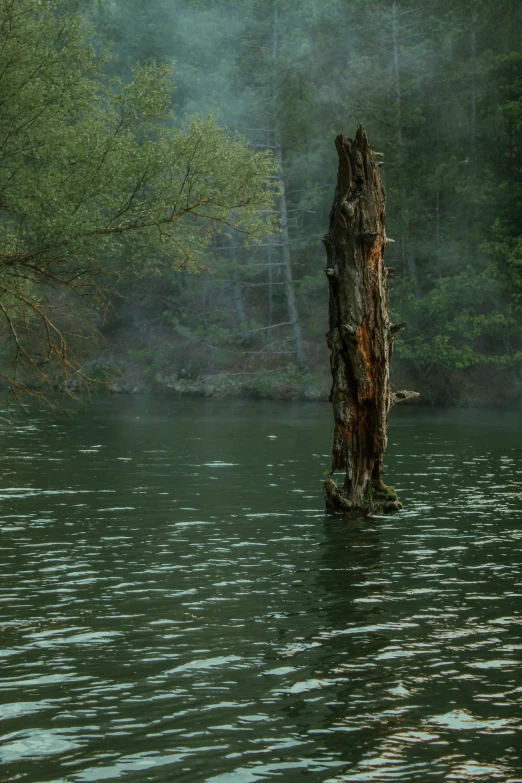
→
(1, 397, 521, 782)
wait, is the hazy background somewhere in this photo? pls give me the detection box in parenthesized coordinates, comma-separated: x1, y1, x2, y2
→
(68, 0, 522, 405)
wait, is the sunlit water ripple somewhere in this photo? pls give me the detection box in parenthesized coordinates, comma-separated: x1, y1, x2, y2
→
(0, 398, 521, 782)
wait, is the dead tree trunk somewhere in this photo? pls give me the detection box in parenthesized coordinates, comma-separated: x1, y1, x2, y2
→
(275, 137, 309, 374)
(323, 126, 417, 515)
(270, 0, 308, 374)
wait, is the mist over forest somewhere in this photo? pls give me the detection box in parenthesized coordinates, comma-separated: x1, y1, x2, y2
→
(3, 0, 522, 406)
(4, 5, 522, 778)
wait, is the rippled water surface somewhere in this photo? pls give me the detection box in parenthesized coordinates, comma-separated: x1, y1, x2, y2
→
(1, 397, 522, 782)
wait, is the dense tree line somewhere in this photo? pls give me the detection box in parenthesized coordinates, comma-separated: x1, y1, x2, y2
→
(79, 0, 522, 404)
(3, 0, 522, 404)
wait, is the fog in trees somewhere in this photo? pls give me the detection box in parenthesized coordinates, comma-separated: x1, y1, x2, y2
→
(4, 0, 522, 406)
(4, 5, 522, 780)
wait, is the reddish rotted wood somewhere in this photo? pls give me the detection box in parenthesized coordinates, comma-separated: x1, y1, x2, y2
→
(323, 126, 417, 515)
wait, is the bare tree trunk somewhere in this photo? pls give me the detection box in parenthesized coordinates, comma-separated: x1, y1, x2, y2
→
(274, 139, 309, 374)
(266, 129, 274, 329)
(323, 126, 417, 515)
(435, 187, 440, 252)
(270, 0, 309, 374)
(391, 0, 419, 294)
(200, 276, 208, 328)
(470, 10, 477, 178)
(468, 9, 480, 258)
(227, 235, 248, 338)
(230, 270, 248, 335)
(267, 242, 273, 327)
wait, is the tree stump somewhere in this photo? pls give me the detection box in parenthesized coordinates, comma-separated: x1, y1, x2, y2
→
(323, 126, 418, 515)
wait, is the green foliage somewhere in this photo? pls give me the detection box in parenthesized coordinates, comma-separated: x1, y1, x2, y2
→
(127, 348, 167, 380)
(395, 265, 519, 369)
(7, 0, 522, 404)
(0, 0, 278, 398)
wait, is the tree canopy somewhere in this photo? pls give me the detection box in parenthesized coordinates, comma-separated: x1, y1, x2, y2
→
(0, 0, 278, 400)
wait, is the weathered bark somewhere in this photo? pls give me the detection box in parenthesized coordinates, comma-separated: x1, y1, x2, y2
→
(323, 126, 418, 515)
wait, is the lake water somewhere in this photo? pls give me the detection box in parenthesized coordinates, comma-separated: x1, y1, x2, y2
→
(1, 397, 522, 782)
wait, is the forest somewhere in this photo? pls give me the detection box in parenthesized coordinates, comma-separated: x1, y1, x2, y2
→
(3, 5, 522, 782)
(2, 0, 522, 407)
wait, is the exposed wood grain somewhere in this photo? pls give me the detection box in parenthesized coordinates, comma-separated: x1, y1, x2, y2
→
(323, 126, 418, 514)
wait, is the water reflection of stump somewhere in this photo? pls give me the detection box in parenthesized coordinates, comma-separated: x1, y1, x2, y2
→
(317, 515, 384, 645)
(273, 519, 389, 768)
(306, 518, 396, 768)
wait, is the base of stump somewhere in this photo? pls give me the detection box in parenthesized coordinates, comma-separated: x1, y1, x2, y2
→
(324, 478, 403, 516)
